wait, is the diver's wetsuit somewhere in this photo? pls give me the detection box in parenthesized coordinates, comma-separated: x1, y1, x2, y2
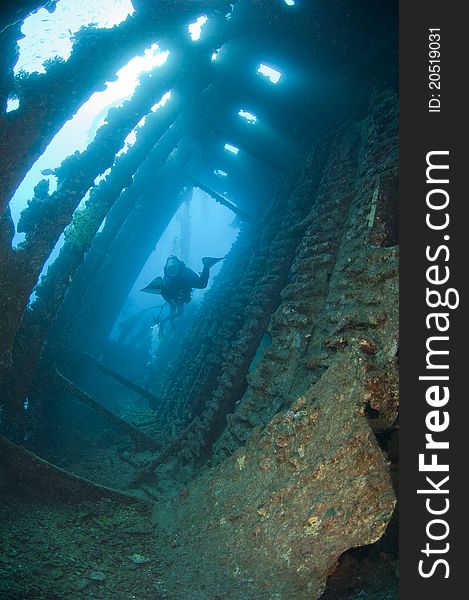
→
(160, 264, 210, 305)
(158, 264, 210, 334)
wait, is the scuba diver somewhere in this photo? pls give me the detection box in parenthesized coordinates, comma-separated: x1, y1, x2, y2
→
(141, 255, 224, 340)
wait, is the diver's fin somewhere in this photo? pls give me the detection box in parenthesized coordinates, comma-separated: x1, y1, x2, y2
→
(202, 256, 225, 268)
(140, 277, 163, 294)
(140, 286, 160, 294)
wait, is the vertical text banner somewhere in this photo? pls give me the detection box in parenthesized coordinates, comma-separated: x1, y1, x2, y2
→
(400, 1, 466, 598)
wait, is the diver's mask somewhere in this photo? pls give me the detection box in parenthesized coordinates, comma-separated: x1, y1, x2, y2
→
(165, 256, 181, 277)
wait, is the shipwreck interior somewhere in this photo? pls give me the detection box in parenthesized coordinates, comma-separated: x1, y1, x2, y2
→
(0, 1, 399, 599)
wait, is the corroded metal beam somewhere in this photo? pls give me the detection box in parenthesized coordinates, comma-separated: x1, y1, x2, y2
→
(187, 176, 253, 221)
(85, 353, 161, 410)
(54, 368, 162, 452)
(0, 0, 231, 216)
(0, 434, 146, 505)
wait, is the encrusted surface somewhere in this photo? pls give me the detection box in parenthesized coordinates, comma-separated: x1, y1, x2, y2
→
(154, 351, 395, 599)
